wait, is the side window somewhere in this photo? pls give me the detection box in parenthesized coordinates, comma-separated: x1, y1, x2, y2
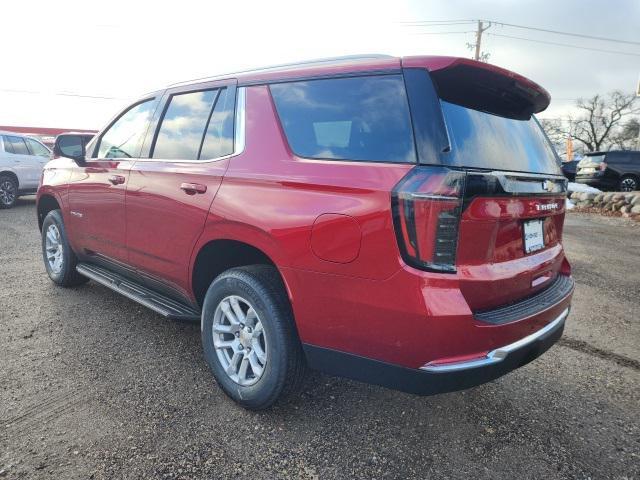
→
(6, 136, 30, 155)
(96, 99, 157, 159)
(270, 75, 416, 163)
(25, 138, 50, 156)
(1, 136, 15, 154)
(200, 88, 235, 159)
(152, 89, 219, 160)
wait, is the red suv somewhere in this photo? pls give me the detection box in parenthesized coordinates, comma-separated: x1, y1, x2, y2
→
(37, 55, 574, 409)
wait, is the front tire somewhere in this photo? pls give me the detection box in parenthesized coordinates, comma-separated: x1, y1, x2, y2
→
(41, 210, 88, 287)
(0, 175, 18, 209)
(201, 265, 306, 410)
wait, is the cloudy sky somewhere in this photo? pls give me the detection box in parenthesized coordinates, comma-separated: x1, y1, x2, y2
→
(1, 0, 638, 129)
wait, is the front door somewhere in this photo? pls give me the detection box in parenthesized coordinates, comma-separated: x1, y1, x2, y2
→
(67, 97, 159, 265)
(125, 81, 237, 298)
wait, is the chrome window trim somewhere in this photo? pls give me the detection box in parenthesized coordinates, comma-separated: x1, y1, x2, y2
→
(106, 87, 246, 165)
(421, 308, 569, 373)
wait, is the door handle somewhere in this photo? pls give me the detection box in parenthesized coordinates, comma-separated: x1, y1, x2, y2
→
(108, 174, 126, 185)
(180, 183, 207, 194)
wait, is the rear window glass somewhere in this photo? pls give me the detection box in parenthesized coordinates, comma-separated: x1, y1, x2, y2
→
(270, 75, 416, 163)
(579, 154, 606, 166)
(440, 101, 561, 174)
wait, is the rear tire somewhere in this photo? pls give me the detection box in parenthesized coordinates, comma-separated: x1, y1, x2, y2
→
(619, 175, 639, 192)
(41, 210, 89, 287)
(201, 265, 306, 410)
(0, 175, 18, 209)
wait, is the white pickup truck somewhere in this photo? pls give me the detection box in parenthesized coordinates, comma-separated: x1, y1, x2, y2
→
(0, 132, 51, 208)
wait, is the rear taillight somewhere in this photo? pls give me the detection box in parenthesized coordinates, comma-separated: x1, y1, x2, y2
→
(391, 166, 465, 273)
(599, 162, 607, 171)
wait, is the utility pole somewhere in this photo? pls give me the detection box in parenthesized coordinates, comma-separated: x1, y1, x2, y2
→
(470, 20, 492, 61)
(636, 74, 640, 149)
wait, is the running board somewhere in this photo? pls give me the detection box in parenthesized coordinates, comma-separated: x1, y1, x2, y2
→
(76, 263, 200, 321)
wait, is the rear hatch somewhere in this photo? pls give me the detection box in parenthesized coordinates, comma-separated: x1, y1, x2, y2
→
(577, 153, 607, 175)
(396, 58, 568, 312)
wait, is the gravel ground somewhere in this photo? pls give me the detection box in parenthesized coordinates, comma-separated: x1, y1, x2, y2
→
(1, 197, 639, 479)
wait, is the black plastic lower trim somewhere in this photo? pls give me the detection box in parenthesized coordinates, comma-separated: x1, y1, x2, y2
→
(302, 314, 565, 396)
(474, 275, 574, 325)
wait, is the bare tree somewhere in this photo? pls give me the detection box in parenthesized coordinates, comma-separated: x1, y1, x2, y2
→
(539, 118, 567, 157)
(610, 118, 640, 150)
(567, 91, 639, 152)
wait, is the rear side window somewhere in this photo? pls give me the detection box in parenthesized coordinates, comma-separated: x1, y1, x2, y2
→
(270, 75, 416, 163)
(97, 99, 157, 159)
(200, 88, 234, 159)
(5, 136, 30, 155)
(153, 89, 217, 160)
(440, 101, 561, 174)
(2, 136, 14, 153)
(152, 87, 234, 160)
(25, 138, 50, 156)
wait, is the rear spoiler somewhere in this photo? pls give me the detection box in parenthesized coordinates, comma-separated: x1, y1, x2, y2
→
(402, 56, 550, 120)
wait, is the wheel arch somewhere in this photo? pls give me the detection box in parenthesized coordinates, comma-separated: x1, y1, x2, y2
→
(620, 173, 639, 182)
(190, 237, 293, 309)
(0, 170, 19, 188)
(37, 194, 62, 231)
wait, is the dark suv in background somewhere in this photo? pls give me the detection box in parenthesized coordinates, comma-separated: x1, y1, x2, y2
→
(575, 151, 640, 191)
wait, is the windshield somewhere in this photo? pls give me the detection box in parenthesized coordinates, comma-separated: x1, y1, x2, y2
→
(440, 101, 562, 175)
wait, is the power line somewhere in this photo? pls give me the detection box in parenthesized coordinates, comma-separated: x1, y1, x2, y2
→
(487, 33, 640, 57)
(484, 19, 640, 46)
(402, 19, 640, 46)
(400, 20, 475, 25)
(413, 31, 474, 35)
(0, 88, 125, 100)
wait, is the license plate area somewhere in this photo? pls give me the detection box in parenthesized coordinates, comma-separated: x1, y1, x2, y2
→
(523, 219, 545, 254)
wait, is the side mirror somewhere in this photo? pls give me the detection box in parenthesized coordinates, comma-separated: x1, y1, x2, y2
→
(53, 135, 86, 164)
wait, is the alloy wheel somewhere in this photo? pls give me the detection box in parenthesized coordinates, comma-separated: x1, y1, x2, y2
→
(620, 177, 637, 192)
(45, 224, 64, 274)
(212, 295, 268, 386)
(0, 179, 16, 206)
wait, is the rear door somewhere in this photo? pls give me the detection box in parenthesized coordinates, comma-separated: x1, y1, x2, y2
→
(125, 80, 237, 298)
(67, 98, 159, 265)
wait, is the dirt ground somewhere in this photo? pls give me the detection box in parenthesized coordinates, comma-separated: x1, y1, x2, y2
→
(1, 197, 639, 479)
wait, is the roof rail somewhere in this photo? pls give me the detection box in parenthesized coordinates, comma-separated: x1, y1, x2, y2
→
(168, 54, 394, 88)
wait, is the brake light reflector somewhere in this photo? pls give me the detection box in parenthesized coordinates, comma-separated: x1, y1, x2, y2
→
(391, 167, 466, 273)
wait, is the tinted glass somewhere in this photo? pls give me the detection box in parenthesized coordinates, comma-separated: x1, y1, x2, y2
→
(26, 138, 50, 156)
(97, 99, 156, 158)
(200, 88, 234, 159)
(153, 89, 218, 160)
(58, 136, 84, 157)
(6, 136, 30, 155)
(441, 101, 561, 174)
(270, 75, 416, 163)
